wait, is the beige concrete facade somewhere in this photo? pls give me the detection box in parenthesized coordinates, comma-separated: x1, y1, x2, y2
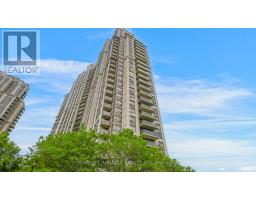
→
(52, 29, 168, 154)
(0, 72, 28, 132)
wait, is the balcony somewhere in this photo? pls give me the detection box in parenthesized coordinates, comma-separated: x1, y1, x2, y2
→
(157, 141, 165, 151)
(137, 79, 151, 87)
(113, 42, 118, 48)
(110, 59, 116, 65)
(112, 47, 118, 52)
(107, 78, 114, 85)
(106, 83, 114, 90)
(112, 45, 118, 50)
(136, 61, 149, 70)
(101, 119, 110, 129)
(136, 55, 148, 64)
(136, 50, 147, 58)
(141, 129, 162, 139)
(100, 128, 109, 134)
(137, 68, 150, 78)
(139, 104, 154, 113)
(138, 90, 152, 99)
(140, 111, 155, 122)
(138, 84, 151, 93)
(102, 110, 111, 119)
(136, 59, 148, 68)
(140, 120, 156, 131)
(139, 96, 153, 105)
(103, 103, 112, 111)
(109, 63, 116, 70)
(136, 52, 147, 61)
(109, 68, 115, 75)
(145, 139, 156, 147)
(137, 63, 149, 72)
(105, 89, 113, 97)
(104, 96, 112, 104)
(135, 46, 146, 53)
(137, 73, 149, 82)
(135, 40, 145, 49)
(108, 73, 115, 80)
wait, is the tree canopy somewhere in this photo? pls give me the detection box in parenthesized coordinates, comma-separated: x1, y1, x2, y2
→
(0, 132, 22, 172)
(0, 128, 194, 172)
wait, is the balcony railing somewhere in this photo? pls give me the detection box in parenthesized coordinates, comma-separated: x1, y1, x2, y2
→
(141, 129, 162, 139)
(137, 63, 149, 72)
(138, 84, 151, 93)
(138, 90, 152, 99)
(107, 77, 114, 85)
(110, 59, 116, 65)
(139, 104, 154, 113)
(137, 79, 151, 87)
(101, 119, 110, 128)
(109, 68, 115, 75)
(145, 139, 156, 147)
(136, 55, 148, 64)
(136, 59, 148, 67)
(139, 96, 153, 105)
(109, 63, 116, 70)
(102, 110, 111, 119)
(135, 46, 146, 53)
(106, 83, 114, 90)
(137, 68, 150, 78)
(140, 111, 155, 121)
(105, 89, 113, 97)
(100, 128, 109, 134)
(137, 73, 149, 82)
(135, 40, 145, 49)
(104, 96, 112, 104)
(136, 53, 147, 61)
(103, 103, 112, 111)
(108, 73, 115, 80)
(140, 120, 156, 129)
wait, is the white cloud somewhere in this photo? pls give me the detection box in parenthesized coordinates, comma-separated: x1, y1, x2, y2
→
(22, 59, 91, 94)
(155, 77, 253, 114)
(152, 56, 177, 65)
(21, 106, 59, 118)
(154, 76, 256, 171)
(156, 76, 256, 133)
(239, 166, 256, 172)
(15, 126, 51, 131)
(169, 139, 256, 157)
(85, 30, 113, 40)
(168, 138, 256, 171)
(39, 59, 90, 74)
(218, 167, 226, 172)
(164, 117, 256, 131)
(26, 97, 47, 106)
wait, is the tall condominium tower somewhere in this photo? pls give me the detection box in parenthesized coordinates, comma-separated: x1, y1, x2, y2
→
(0, 72, 28, 132)
(52, 29, 167, 153)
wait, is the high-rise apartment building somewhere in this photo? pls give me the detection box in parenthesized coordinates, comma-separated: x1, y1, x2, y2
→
(52, 29, 167, 153)
(0, 72, 28, 132)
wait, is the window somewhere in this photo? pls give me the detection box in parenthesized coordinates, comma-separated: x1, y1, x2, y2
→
(129, 101, 135, 113)
(130, 115, 136, 128)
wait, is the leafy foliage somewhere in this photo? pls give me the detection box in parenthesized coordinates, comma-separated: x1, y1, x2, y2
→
(0, 132, 22, 172)
(22, 129, 99, 172)
(22, 128, 194, 172)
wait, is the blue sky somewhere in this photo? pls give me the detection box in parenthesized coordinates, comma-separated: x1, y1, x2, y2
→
(1, 28, 256, 172)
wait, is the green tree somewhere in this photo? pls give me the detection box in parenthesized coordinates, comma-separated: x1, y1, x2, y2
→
(22, 128, 194, 172)
(97, 129, 194, 172)
(22, 128, 100, 172)
(0, 132, 22, 172)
